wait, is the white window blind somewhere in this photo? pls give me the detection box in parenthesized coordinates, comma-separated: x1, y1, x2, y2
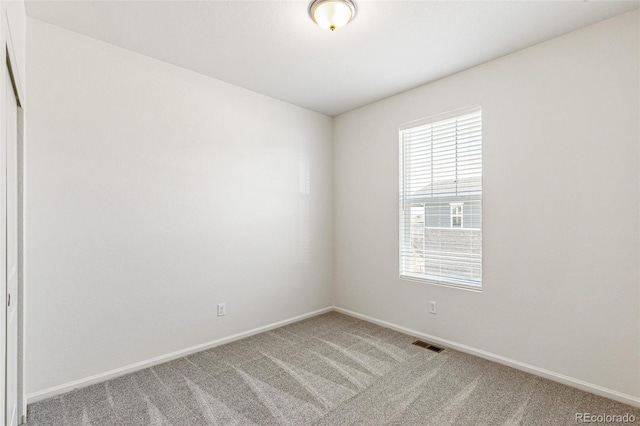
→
(399, 106, 482, 289)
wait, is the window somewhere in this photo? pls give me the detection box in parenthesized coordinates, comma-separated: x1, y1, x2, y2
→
(399, 106, 482, 289)
(450, 203, 463, 228)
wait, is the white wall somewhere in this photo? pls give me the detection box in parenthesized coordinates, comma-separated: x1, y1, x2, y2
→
(25, 18, 333, 395)
(334, 10, 640, 400)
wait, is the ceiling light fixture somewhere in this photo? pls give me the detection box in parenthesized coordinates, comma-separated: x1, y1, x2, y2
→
(308, 0, 357, 32)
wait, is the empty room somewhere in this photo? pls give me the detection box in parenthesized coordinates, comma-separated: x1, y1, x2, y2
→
(0, 0, 639, 424)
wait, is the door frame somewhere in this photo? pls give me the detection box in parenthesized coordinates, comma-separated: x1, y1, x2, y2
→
(1, 8, 25, 425)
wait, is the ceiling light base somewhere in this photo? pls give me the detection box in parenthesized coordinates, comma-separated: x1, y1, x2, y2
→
(308, 0, 358, 32)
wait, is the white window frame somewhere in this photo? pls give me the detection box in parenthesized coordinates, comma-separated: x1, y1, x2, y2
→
(399, 105, 482, 290)
(450, 203, 463, 228)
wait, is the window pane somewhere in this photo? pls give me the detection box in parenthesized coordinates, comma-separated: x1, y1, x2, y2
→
(399, 107, 482, 289)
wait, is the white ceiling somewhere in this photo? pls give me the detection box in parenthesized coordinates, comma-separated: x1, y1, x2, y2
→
(25, 1, 639, 116)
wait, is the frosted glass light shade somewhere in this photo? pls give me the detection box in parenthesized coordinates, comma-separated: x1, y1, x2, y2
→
(308, 0, 357, 32)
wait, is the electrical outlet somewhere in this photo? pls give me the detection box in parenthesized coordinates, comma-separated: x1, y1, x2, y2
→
(217, 303, 226, 317)
(429, 301, 437, 314)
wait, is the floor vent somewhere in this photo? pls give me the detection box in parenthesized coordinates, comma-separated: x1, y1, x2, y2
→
(412, 340, 445, 353)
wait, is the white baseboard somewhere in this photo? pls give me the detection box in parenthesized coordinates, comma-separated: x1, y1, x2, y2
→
(27, 305, 640, 409)
(26, 306, 333, 404)
(334, 306, 640, 409)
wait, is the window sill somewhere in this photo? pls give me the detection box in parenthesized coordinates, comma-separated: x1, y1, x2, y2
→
(399, 273, 482, 292)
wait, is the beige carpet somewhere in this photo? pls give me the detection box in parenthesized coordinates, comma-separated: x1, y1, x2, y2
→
(27, 312, 640, 425)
